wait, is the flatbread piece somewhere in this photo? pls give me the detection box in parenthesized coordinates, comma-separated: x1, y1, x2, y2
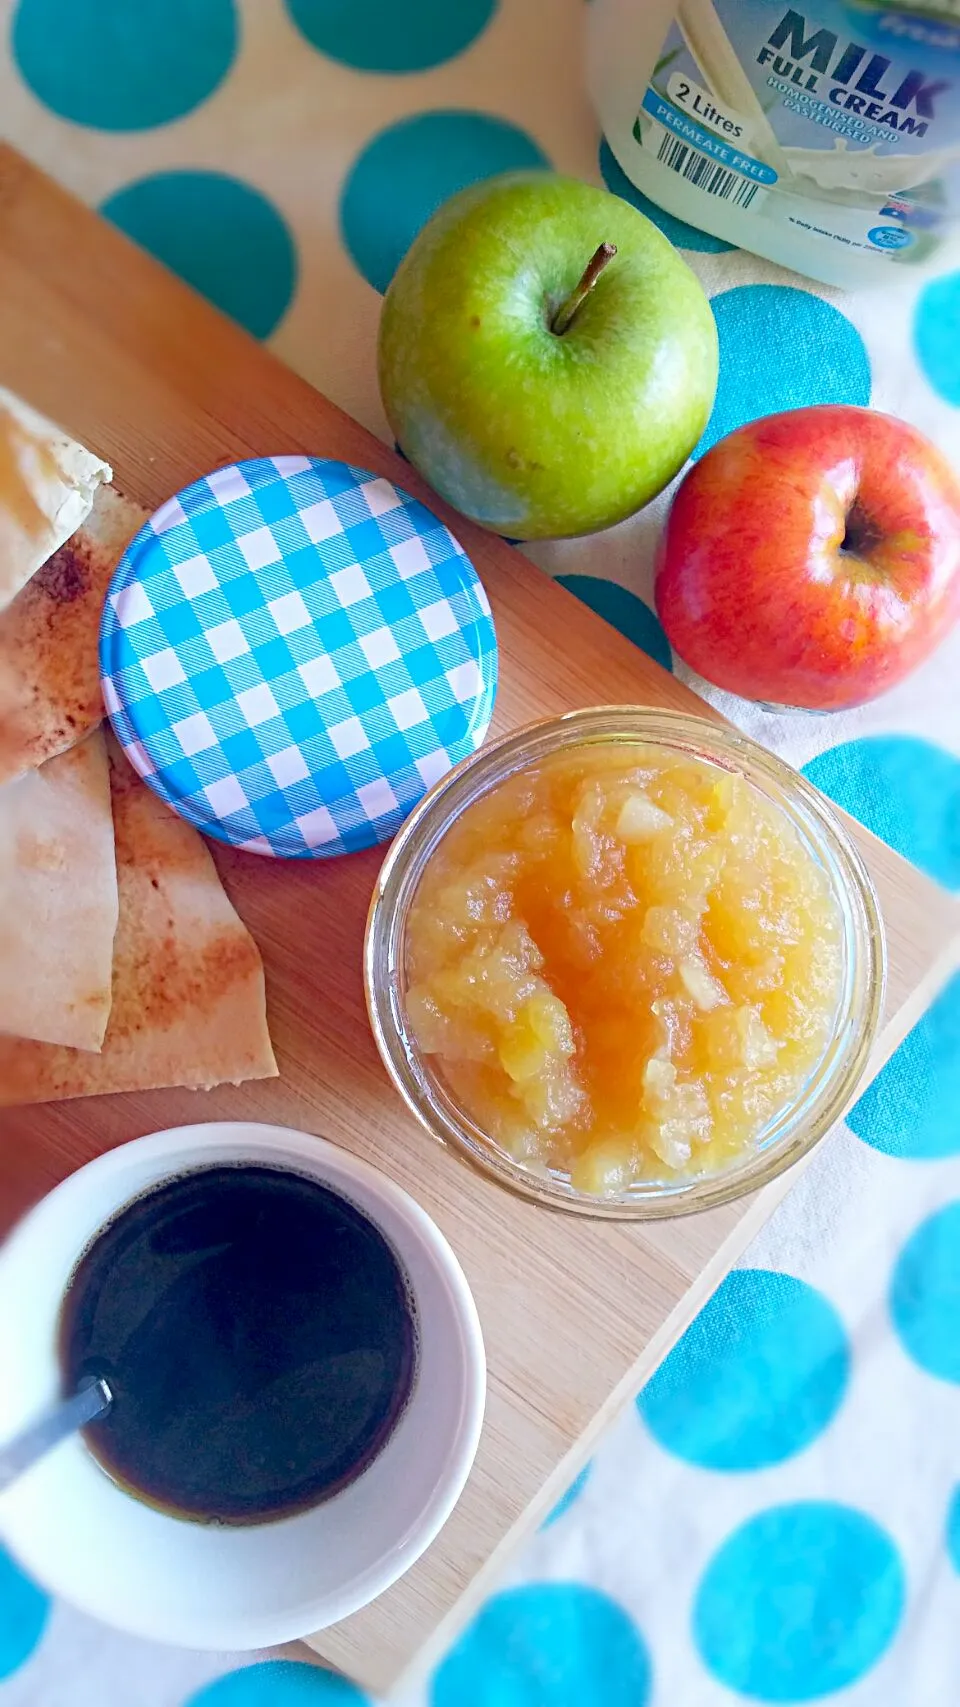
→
(0, 482, 147, 786)
(0, 386, 111, 611)
(0, 737, 278, 1106)
(0, 728, 118, 1052)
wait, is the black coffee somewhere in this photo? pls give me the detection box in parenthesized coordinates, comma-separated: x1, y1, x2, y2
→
(58, 1164, 417, 1525)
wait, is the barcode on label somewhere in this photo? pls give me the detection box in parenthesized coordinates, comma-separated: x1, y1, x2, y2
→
(656, 134, 761, 208)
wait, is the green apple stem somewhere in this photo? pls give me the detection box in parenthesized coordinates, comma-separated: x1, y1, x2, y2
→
(550, 243, 617, 336)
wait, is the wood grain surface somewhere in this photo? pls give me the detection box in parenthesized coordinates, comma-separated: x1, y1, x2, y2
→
(0, 147, 957, 1696)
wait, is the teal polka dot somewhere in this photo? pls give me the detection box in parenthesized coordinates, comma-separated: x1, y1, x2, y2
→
(186, 1661, 369, 1707)
(915, 271, 960, 406)
(555, 576, 673, 674)
(802, 737, 960, 892)
(946, 1487, 960, 1571)
(638, 1270, 849, 1471)
(340, 111, 549, 294)
(541, 1463, 592, 1529)
(12, 0, 236, 131)
(432, 1584, 651, 1707)
(287, 0, 496, 72)
(598, 140, 734, 253)
(0, 1547, 49, 1680)
(696, 285, 871, 459)
(891, 1201, 960, 1383)
(694, 1503, 905, 1700)
(848, 971, 960, 1160)
(101, 172, 296, 339)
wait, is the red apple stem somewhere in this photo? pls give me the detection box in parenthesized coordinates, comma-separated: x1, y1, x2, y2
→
(550, 243, 617, 336)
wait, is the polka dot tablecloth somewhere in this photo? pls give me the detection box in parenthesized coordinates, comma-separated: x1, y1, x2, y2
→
(2, 1, 960, 1703)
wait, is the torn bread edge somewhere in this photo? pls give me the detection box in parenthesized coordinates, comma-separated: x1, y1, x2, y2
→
(0, 385, 111, 612)
(0, 737, 278, 1106)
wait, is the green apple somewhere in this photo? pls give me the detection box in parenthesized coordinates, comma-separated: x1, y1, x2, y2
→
(378, 172, 718, 540)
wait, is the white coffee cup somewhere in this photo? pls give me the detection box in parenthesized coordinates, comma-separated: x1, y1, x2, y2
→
(0, 1122, 486, 1649)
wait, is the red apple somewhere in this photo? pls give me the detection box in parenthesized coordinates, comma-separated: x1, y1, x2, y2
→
(654, 405, 960, 711)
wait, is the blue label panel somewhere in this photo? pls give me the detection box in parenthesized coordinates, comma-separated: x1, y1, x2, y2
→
(642, 91, 779, 185)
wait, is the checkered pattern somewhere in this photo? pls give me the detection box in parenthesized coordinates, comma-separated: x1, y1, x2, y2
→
(99, 458, 498, 857)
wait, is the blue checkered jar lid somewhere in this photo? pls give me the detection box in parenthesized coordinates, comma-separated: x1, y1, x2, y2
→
(99, 457, 498, 857)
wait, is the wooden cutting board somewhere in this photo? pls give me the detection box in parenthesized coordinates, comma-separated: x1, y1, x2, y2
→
(1, 146, 957, 1697)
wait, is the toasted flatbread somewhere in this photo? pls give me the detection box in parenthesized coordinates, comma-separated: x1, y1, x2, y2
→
(0, 729, 118, 1053)
(0, 386, 111, 611)
(0, 737, 278, 1106)
(0, 482, 146, 786)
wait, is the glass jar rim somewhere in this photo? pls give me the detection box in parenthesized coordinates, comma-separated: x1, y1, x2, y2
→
(364, 706, 887, 1219)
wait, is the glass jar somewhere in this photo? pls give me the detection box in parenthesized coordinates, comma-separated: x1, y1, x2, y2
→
(364, 707, 886, 1219)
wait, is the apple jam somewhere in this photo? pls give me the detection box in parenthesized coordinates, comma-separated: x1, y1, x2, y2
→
(403, 743, 844, 1195)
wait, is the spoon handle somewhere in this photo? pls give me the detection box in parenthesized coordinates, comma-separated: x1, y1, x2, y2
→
(0, 1377, 112, 1495)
